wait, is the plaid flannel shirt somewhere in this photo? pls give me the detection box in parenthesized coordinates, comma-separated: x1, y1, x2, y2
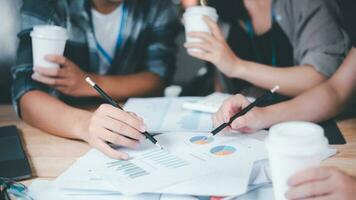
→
(12, 0, 180, 116)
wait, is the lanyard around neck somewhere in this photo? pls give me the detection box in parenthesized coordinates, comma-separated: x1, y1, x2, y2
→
(94, 3, 128, 65)
(243, 5, 277, 66)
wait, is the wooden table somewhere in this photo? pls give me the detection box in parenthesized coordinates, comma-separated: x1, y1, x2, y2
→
(0, 104, 355, 185)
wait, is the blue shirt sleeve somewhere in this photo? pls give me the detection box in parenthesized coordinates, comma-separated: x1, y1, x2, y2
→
(12, 31, 54, 118)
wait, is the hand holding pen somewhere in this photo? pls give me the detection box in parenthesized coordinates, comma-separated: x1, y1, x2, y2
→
(211, 86, 279, 136)
(85, 77, 163, 151)
(86, 104, 148, 160)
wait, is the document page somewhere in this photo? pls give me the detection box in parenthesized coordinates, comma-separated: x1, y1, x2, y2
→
(93, 132, 268, 195)
(123, 98, 213, 133)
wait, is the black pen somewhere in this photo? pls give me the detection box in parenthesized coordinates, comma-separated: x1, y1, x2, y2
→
(209, 85, 280, 137)
(85, 77, 163, 149)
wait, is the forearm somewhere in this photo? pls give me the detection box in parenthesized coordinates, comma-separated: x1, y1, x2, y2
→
(258, 49, 356, 128)
(90, 72, 165, 100)
(234, 61, 326, 96)
(262, 83, 341, 127)
(20, 91, 90, 141)
(264, 48, 356, 125)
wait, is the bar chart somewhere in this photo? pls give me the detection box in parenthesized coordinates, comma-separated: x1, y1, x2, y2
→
(141, 148, 189, 169)
(106, 160, 149, 179)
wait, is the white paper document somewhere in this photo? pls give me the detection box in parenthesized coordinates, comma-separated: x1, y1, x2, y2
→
(158, 132, 269, 196)
(95, 132, 267, 195)
(29, 180, 198, 200)
(54, 149, 118, 193)
(55, 132, 268, 196)
(123, 97, 213, 132)
(29, 180, 154, 200)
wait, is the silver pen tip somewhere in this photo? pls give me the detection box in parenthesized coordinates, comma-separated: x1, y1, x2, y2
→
(85, 77, 96, 87)
(270, 85, 280, 93)
(207, 133, 214, 138)
(156, 143, 164, 149)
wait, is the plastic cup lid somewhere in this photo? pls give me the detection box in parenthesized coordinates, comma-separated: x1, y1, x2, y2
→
(30, 25, 68, 40)
(266, 121, 329, 156)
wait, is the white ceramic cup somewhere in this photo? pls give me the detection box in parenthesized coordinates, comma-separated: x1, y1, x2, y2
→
(31, 25, 68, 68)
(183, 6, 218, 52)
(266, 121, 328, 200)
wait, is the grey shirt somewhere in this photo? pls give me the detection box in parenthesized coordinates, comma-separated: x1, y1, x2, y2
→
(274, 0, 350, 77)
(218, 0, 350, 98)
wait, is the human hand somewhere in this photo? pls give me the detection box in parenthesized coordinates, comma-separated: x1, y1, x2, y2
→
(32, 55, 91, 97)
(181, 0, 198, 9)
(184, 16, 243, 78)
(213, 94, 268, 133)
(83, 104, 146, 160)
(286, 167, 356, 200)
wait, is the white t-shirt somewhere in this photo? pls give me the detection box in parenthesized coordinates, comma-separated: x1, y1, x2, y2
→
(91, 5, 122, 74)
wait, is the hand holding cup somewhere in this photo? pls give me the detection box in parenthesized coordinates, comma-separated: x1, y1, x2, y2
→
(266, 122, 329, 200)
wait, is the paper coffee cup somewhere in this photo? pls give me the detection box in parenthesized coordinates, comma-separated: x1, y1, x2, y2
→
(266, 121, 328, 200)
(31, 25, 68, 68)
(183, 6, 218, 52)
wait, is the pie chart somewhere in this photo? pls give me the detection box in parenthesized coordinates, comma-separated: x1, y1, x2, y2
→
(210, 145, 236, 156)
(189, 136, 214, 145)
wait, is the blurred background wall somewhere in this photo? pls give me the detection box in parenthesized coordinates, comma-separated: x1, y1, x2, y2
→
(0, 0, 21, 103)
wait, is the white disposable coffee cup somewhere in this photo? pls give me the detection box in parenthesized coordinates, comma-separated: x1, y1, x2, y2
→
(266, 121, 328, 200)
(183, 6, 218, 52)
(31, 25, 68, 68)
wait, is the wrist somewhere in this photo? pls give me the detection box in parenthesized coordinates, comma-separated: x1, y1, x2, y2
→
(72, 110, 92, 142)
(258, 106, 277, 129)
(232, 59, 248, 78)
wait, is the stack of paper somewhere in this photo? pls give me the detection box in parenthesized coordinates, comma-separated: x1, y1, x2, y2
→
(53, 132, 269, 196)
(28, 143, 337, 199)
(28, 180, 199, 200)
(27, 97, 338, 199)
